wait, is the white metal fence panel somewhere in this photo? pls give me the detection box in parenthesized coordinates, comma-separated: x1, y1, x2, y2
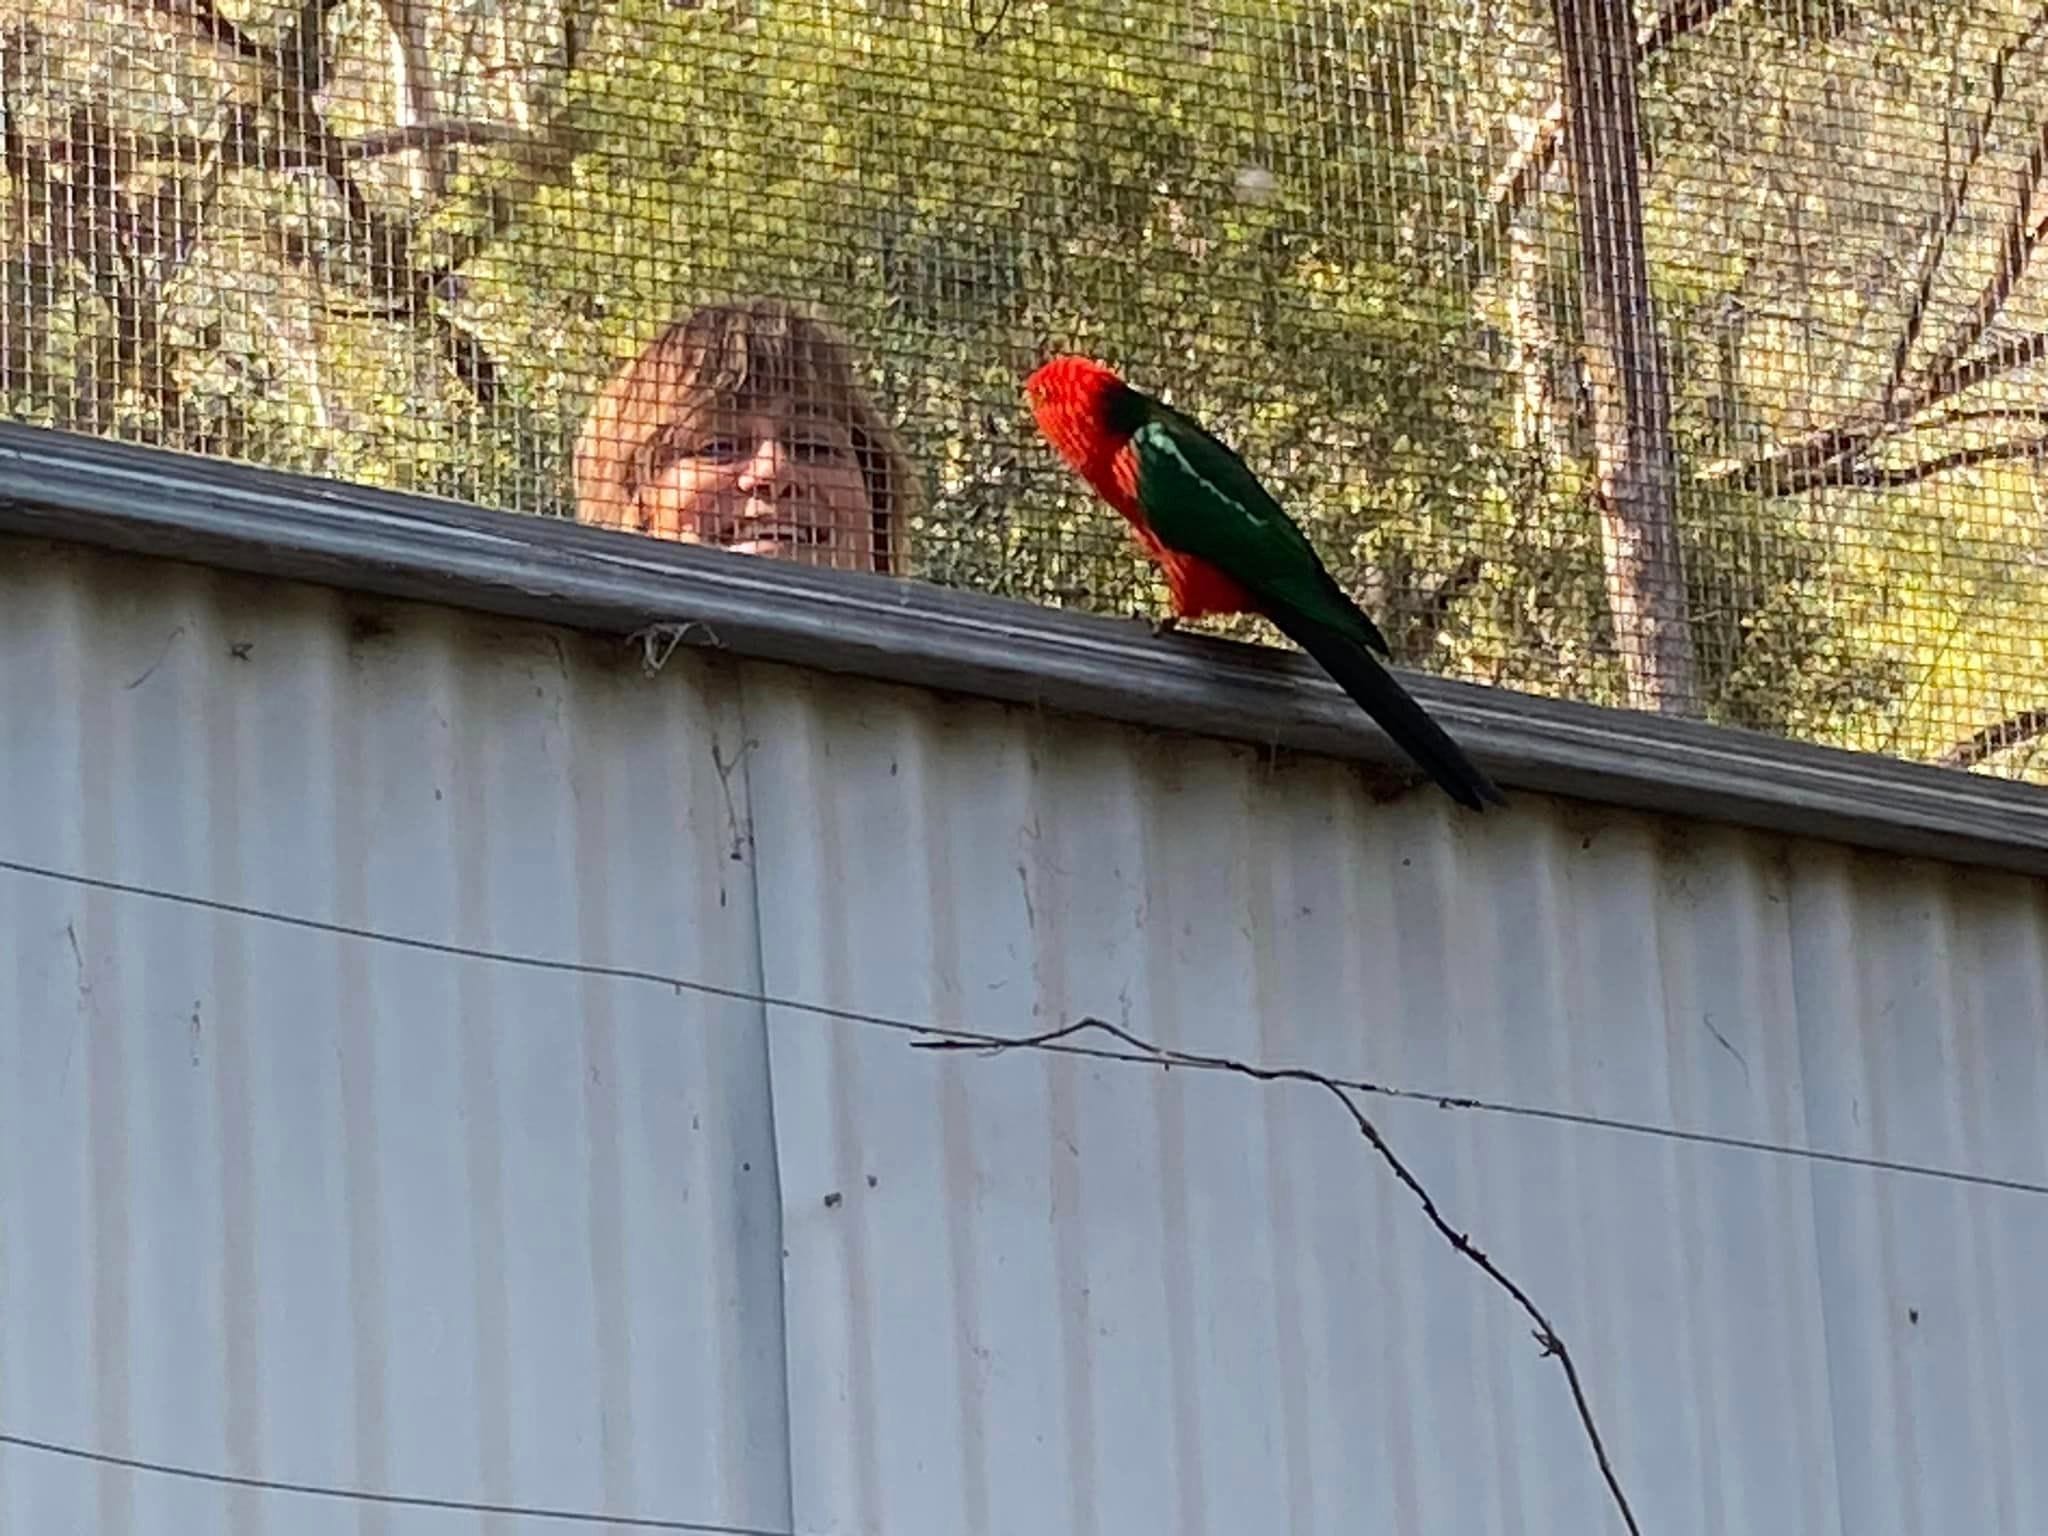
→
(1, 534, 2044, 1536)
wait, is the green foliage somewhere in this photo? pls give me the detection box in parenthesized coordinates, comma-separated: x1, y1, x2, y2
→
(5, 0, 2048, 777)
(493, 0, 1510, 623)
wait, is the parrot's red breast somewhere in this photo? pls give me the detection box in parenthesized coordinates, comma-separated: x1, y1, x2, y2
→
(1025, 355, 1254, 619)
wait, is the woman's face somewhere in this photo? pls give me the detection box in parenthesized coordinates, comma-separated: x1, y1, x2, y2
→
(633, 399, 878, 572)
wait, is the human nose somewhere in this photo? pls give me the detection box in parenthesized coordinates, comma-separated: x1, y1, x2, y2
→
(735, 438, 790, 498)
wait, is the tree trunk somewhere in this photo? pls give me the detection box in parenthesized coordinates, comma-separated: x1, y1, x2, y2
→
(1550, 0, 1701, 716)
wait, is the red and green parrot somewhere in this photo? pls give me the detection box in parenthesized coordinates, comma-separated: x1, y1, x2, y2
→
(1025, 354, 1505, 812)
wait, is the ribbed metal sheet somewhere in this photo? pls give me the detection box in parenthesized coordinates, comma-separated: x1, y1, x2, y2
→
(3, 536, 2046, 1536)
(0, 540, 791, 1536)
(7, 420, 2048, 877)
(745, 669, 2048, 1536)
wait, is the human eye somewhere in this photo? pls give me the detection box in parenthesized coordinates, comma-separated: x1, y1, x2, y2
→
(789, 431, 847, 463)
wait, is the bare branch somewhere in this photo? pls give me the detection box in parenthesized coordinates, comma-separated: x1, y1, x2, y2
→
(144, 0, 270, 62)
(148, 0, 358, 203)
(1763, 435, 2048, 496)
(1485, 100, 1566, 229)
(340, 120, 535, 159)
(918, 1017, 1642, 1536)
(1637, 0, 1738, 56)
(1403, 552, 1487, 661)
(969, 0, 1015, 49)
(149, 0, 342, 91)
(0, 23, 37, 183)
(125, 1, 510, 409)
(1484, 0, 1739, 247)
(1703, 330, 2048, 494)
(376, 0, 449, 197)
(1886, 6, 2048, 406)
(1929, 403, 2048, 429)
(1928, 327, 2048, 401)
(1917, 123, 2048, 394)
(1941, 708, 2048, 767)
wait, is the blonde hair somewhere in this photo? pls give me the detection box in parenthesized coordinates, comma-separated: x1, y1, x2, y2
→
(573, 298, 917, 576)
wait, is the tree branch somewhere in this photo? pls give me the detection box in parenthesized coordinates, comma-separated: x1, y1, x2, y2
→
(1737, 20, 2048, 496)
(144, 0, 270, 62)
(375, 0, 449, 197)
(1763, 434, 2048, 496)
(1485, 100, 1566, 231)
(1702, 330, 2048, 494)
(1637, 0, 1737, 55)
(149, 0, 361, 214)
(1929, 403, 2048, 428)
(1927, 327, 2048, 401)
(163, 0, 514, 400)
(1484, 0, 1738, 250)
(917, 1017, 1642, 1536)
(1403, 552, 1487, 662)
(1940, 708, 2048, 767)
(1916, 123, 2048, 395)
(0, 22, 34, 183)
(150, 0, 341, 92)
(340, 119, 536, 159)
(1886, 5, 2048, 406)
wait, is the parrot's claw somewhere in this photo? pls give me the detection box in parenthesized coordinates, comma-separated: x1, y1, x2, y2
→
(1149, 615, 1181, 639)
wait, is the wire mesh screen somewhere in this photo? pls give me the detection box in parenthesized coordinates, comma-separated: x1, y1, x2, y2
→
(7, 1, 2048, 780)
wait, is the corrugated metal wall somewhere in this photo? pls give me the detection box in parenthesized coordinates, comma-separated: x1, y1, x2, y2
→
(2, 535, 2045, 1536)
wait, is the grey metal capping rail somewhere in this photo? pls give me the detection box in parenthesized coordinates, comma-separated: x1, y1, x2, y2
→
(3, 422, 2046, 876)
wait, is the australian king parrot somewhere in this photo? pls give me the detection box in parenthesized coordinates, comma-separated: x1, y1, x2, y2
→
(1025, 354, 1505, 812)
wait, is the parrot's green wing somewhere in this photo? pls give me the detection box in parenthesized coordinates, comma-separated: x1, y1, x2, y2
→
(1128, 406, 1391, 657)
(1118, 395, 1502, 811)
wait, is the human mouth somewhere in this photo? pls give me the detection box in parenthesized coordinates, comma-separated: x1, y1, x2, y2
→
(724, 522, 828, 556)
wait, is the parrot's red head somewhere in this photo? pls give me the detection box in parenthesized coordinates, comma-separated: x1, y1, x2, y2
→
(1025, 353, 1122, 409)
(1026, 354, 1140, 495)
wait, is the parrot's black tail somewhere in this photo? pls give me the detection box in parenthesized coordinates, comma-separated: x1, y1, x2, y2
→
(1267, 608, 1507, 812)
